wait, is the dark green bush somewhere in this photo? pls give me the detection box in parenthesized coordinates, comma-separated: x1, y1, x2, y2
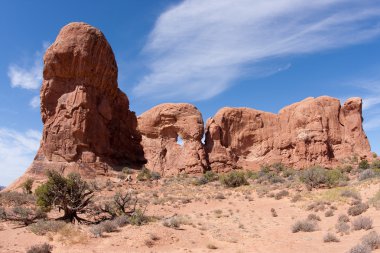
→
(359, 160, 370, 170)
(204, 171, 219, 182)
(35, 170, 93, 223)
(220, 171, 248, 188)
(299, 166, 345, 189)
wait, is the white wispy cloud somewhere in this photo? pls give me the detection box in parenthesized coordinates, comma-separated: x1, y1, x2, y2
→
(29, 96, 40, 109)
(0, 128, 41, 186)
(134, 0, 380, 100)
(8, 42, 50, 92)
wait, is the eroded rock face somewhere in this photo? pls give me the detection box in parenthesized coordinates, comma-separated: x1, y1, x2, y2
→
(40, 22, 145, 166)
(10, 23, 145, 187)
(205, 96, 371, 171)
(138, 103, 207, 175)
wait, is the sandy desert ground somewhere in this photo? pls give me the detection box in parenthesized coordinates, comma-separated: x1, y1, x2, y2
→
(2, 166, 380, 253)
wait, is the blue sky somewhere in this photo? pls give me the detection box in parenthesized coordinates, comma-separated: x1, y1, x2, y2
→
(1, 0, 380, 186)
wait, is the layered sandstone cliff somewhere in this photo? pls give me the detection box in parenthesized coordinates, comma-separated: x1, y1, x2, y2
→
(205, 96, 371, 172)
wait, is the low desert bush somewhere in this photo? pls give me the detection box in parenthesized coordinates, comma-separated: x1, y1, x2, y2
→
(89, 224, 104, 238)
(335, 221, 350, 235)
(338, 214, 350, 223)
(204, 171, 219, 182)
(323, 232, 340, 243)
(307, 200, 330, 212)
(348, 203, 369, 216)
(100, 220, 118, 233)
(137, 167, 152, 181)
(307, 213, 321, 221)
(362, 231, 380, 250)
(21, 178, 34, 194)
(299, 166, 344, 189)
(291, 220, 317, 233)
(359, 160, 370, 170)
(29, 220, 66, 235)
(162, 216, 184, 229)
(341, 189, 361, 200)
(151, 171, 161, 180)
(352, 216, 373, 231)
(0, 191, 34, 205)
(275, 190, 289, 200)
(325, 209, 334, 217)
(114, 215, 129, 227)
(129, 209, 149, 226)
(348, 244, 371, 253)
(220, 171, 248, 188)
(26, 243, 53, 253)
(359, 169, 376, 181)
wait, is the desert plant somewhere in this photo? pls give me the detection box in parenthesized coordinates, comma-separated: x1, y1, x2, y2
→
(348, 244, 371, 253)
(21, 178, 34, 194)
(275, 190, 289, 200)
(307, 213, 321, 221)
(100, 220, 118, 232)
(29, 220, 66, 235)
(352, 216, 373, 231)
(359, 169, 376, 181)
(35, 170, 94, 223)
(338, 214, 350, 223)
(26, 243, 53, 253)
(291, 220, 317, 233)
(163, 216, 183, 229)
(348, 203, 369, 216)
(323, 232, 340, 243)
(204, 171, 219, 182)
(89, 224, 104, 237)
(1, 206, 46, 226)
(136, 167, 152, 181)
(335, 221, 350, 235)
(151, 171, 161, 180)
(0, 191, 35, 205)
(129, 209, 148, 226)
(299, 166, 327, 189)
(114, 215, 129, 227)
(341, 189, 361, 200)
(325, 209, 334, 217)
(359, 160, 370, 170)
(362, 231, 380, 250)
(220, 171, 248, 188)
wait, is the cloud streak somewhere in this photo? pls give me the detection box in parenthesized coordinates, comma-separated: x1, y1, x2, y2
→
(0, 128, 40, 186)
(134, 0, 380, 100)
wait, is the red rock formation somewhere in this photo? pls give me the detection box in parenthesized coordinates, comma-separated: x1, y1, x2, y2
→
(205, 96, 371, 171)
(9, 22, 145, 188)
(138, 103, 207, 175)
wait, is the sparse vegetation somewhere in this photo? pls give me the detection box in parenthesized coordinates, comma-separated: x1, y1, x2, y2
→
(29, 220, 66, 235)
(291, 219, 317, 233)
(359, 169, 376, 181)
(26, 243, 53, 253)
(307, 213, 321, 221)
(361, 231, 380, 250)
(299, 166, 345, 189)
(220, 171, 248, 187)
(271, 208, 278, 217)
(348, 244, 371, 253)
(137, 167, 152, 181)
(335, 221, 350, 235)
(325, 209, 334, 217)
(275, 190, 289, 200)
(323, 232, 340, 243)
(359, 160, 370, 170)
(341, 189, 361, 200)
(352, 216, 373, 231)
(21, 178, 34, 194)
(338, 214, 350, 223)
(348, 202, 369, 216)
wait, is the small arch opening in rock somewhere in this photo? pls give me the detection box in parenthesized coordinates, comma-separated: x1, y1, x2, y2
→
(201, 133, 206, 144)
(176, 135, 184, 146)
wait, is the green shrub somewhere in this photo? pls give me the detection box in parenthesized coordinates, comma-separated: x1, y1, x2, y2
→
(371, 160, 380, 169)
(348, 202, 369, 216)
(122, 167, 133, 174)
(137, 167, 152, 181)
(35, 170, 93, 223)
(275, 190, 289, 200)
(323, 232, 340, 243)
(129, 209, 148, 226)
(359, 160, 370, 170)
(204, 171, 219, 182)
(245, 170, 259, 180)
(359, 169, 376, 181)
(21, 178, 34, 194)
(151, 171, 161, 180)
(220, 171, 248, 188)
(299, 167, 344, 189)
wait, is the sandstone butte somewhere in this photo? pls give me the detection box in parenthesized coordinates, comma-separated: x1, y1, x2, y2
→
(8, 22, 372, 188)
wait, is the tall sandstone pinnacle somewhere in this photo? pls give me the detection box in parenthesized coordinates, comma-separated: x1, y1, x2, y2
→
(9, 22, 145, 188)
(205, 96, 372, 172)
